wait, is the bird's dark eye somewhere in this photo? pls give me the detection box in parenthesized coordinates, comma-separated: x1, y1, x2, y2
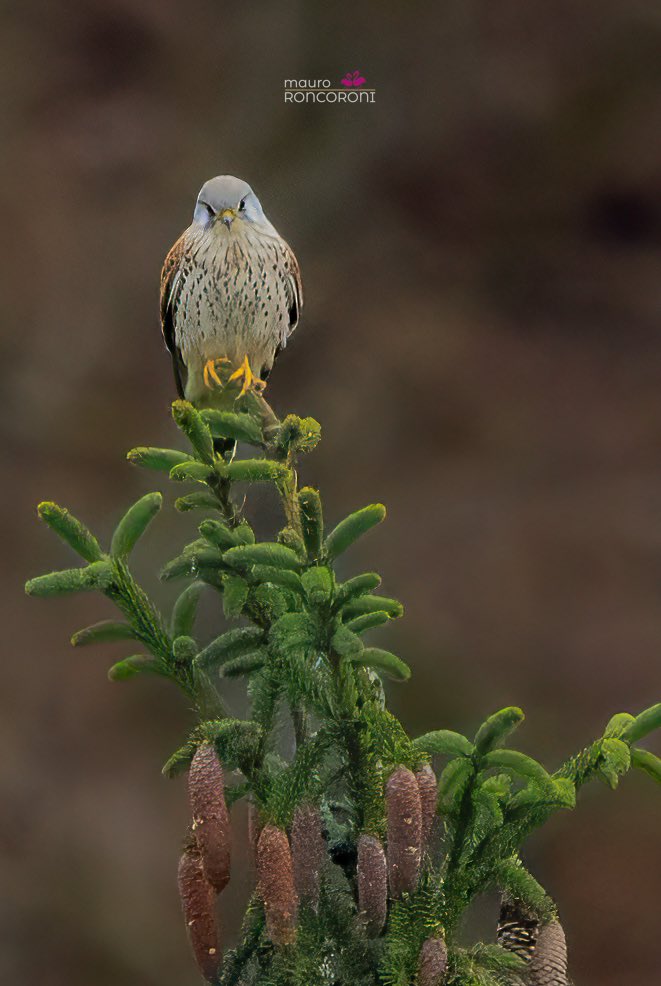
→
(239, 197, 247, 212)
(205, 203, 215, 218)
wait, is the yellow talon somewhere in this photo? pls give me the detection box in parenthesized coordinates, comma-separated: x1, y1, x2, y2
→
(203, 357, 230, 389)
(228, 354, 252, 395)
(228, 355, 266, 397)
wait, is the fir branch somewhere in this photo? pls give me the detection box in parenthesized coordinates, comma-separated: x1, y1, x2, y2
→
(26, 396, 661, 985)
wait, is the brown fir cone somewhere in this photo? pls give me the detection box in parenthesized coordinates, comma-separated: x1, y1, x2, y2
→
(527, 921, 569, 986)
(418, 935, 448, 986)
(386, 766, 422, 897)
(415, 764, 438, 850)
(291, 803, 325, 911)
(257, 824, 299, 945)
(177, 845, 221, 983)
(189, 742, 231, 893)
(357, 834, 388, 937)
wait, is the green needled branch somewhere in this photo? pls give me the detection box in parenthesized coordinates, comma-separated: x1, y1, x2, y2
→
(26, 398, 661, 986)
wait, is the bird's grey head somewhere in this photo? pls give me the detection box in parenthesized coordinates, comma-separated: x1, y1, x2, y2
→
(193, 175, 272, 233)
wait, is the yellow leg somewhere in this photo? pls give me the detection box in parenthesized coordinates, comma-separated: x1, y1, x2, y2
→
(228, 355, 267, 397)
(203, 357, 230, 389)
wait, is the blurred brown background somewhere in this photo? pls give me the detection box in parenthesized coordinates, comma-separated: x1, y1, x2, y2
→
(3, 1, 661, 983)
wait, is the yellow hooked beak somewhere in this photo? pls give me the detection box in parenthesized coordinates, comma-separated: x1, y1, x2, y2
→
(219, 208, 237, 229)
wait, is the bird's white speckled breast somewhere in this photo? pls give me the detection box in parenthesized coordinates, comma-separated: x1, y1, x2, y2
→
(172, 222, 294, 400)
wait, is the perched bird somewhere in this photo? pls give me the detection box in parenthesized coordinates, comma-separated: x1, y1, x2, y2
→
(160, 175, 303, 406)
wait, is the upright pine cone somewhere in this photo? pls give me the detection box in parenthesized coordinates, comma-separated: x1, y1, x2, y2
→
(177, 844, 221, 983)
(291, 803, 325, 911)
(357, 834, 388, 937)
(418, 935, 448, 986)
(527, 921, 569, 986)
(386, 766, 422, 897)
(497, 897, 539, 962)
(257, 824, 299, 945)
(415, 764, 438, 850)
(188, 742, 231, 893)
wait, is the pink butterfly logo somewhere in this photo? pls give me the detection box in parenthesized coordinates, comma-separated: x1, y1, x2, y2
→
(341, 70, 366, 87)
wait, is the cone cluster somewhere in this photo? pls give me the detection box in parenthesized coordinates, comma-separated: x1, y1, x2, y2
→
(179, 740, 576, 985)
(178, 742, 230, 982)
(353, 763, 440, 945)
(180, 757, 332, 965)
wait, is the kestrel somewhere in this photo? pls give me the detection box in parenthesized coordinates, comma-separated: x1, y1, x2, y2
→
(160, 175, 303, 405)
